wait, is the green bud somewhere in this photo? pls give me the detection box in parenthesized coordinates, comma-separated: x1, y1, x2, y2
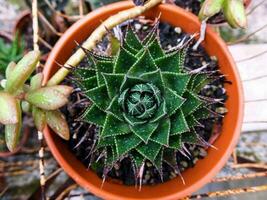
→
(30, 73, 43, 91)
(0, 92, 19, 125)
(5, 100, 22, 151)
(21, 101, 32, 113)
(109, 34, 120, 56)
(0, 79, 6, 89)
(5, 50, 40, 94)
(46, 110, 70, 140)
(199, 0, 225, 20)
(32, 106, 46, 132)
(223, 0, 247, 28)
(25, 85, 72, 110)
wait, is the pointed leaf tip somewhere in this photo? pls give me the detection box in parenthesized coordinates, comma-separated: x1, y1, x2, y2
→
(32, 107, 46, 132)
(30, 73, 43, 90)
(5, 100, 22, 152)
(5, 61, 16, 80)
(46, 110, 70, 140)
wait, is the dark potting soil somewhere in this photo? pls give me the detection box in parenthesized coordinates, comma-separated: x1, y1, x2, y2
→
(174, 0, 226, 24)
(63, 19, 228, 186)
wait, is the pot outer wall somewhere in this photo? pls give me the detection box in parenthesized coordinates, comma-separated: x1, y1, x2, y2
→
(43, 2, 244, 200)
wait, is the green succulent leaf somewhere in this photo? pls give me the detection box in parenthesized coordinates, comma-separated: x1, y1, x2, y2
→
(82, 105, 106, 126)
(0, 92, 20, 125)
(32, 106, 46, 132)
(124, 26, 143, 51)
(170, 109, 189, 135)
(130, 122, 158, 143)
(164, 88, 185, 116)
(181, 91, 203, 116)
(46, 110, 70, 140)
(131, 150, 145, 169)
(155, 50, 184, 73)
(101, 114, 130, 137)
(76, 76, 98, 91)
(84, 85, 110, 110)
(169, 134, 182, 149)
(102, 73, 124, 99)
(25, 86, 71, 110)
(5, 61, 16, 80)
(151, 118, 170, 146)
(114, 47, 137, 73)
(198, 0, 224, 20)
(140, 69, 165, 91)
(223, 0, 247, 28)
(115, 132, 142, 156)
(5, 50, 40, 94)
(5, 100, 22, 152)
(181, 129, 198, 144)
(75, 67, 96, 79)
(147, 37, 165, 59)
(128, 50, 158, 77)
(162, 72, 191, 95)
(106, 95, 124, 121)
(136, 140, 161, 162)
(30, 73, 43, 91)
(95, 61, 113, 85)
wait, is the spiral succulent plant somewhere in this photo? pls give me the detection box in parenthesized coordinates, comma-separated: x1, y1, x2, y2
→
(74, 25, 217, 180)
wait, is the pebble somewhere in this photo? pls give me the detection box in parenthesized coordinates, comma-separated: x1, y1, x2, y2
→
(114, 163, 120, 170)
(134, 23, 142, 31)
(211, 56, 218, 61)
(216, 107, 228, 114)
(199, 148, 207, 157)
(146, 162, 152, 167)
(170, 172, 176, 179)
(180, 161, 188, 168)
(193, 150, 199, 157)
(193, 158, 198, 164)
(142, 25, 149, 31)
(202, 61, 207, 66)
(174, 27, 182, 34)
(167, 44, 172, 50)
(144, 174, 151, 180)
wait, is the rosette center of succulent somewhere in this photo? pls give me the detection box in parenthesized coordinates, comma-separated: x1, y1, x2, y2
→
(118, 83, 162, 120)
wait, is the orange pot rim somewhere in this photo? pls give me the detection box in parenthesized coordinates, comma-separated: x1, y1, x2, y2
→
(43, 2, 244, 200)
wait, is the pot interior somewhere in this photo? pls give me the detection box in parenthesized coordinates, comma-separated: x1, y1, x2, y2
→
(43, 2, 243, 200)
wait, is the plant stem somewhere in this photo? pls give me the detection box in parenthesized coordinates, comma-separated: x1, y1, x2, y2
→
(47, 0, 163, 86)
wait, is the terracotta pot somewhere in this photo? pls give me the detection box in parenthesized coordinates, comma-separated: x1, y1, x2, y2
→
(0, 31, 13, 43)
(43, 1, 244, 200)
(244, 0, 252, 7)
(13, 10, 32, 36)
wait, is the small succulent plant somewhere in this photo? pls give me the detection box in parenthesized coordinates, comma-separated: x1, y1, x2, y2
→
(74, 24, 218, 182)
(198, 0, 247, 28)
(0, 51, 72, 151)
(0, 34, 24, 76)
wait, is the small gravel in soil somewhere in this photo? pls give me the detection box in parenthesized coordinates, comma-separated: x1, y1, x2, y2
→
(64, 19, 228, 186)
